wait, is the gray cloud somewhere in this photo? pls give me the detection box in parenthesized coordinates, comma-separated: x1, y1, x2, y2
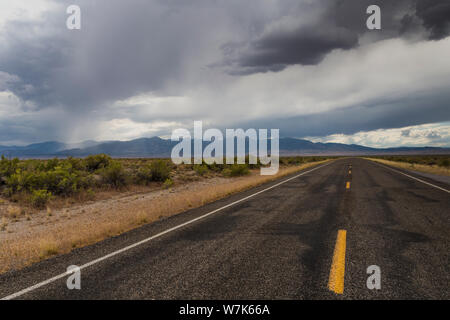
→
(416, 0, 450, 40)
(0, 0, 449, 146)
(0, 0, 229, 112)
(226, 26, 358, 74)
(426, 131, 441, 139)
(222, 0, 450, 74)
(233, 89, 450, 138)
(401, 129, 411, 137)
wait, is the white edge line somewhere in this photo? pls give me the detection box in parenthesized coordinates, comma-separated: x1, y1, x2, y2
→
(372, 161, 450, 194)
(1, 161, 333, 300)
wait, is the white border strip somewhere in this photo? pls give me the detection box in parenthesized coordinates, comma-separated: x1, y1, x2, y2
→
(1, 161, 333, 300)
(373, 162, 450, 194)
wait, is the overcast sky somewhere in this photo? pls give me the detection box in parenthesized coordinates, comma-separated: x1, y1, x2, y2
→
(0, 0, 449, 147)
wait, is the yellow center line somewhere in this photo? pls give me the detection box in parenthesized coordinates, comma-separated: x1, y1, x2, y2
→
(346, 181, 351, 189)
(328, 230, 347, 294)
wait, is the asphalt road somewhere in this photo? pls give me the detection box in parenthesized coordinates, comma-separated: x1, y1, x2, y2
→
(1, 158, 449, 299)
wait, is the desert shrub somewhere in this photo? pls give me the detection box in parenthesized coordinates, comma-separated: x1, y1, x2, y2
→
(84, 154, 111, 172)
(163, 178, 174, 189)
(66, 157, 86, 171)
(134, 160, 171, 184)
(30, 189, 52, 208)
(221, 168, 232, 177)
(135, 165, 153, 185)
(45, 158, 60, 171)
(4, 164, 92, 196)
(37, 168, 77, 195)
(0, 156, 19, 185)
(85, 188, 96, 200)
(243, 156, 262, 169)
(99, 161, 127, 188)
(439, 158, 450, 167)
(4, 172, 21, 194)
(206, 162, 225, 172)
(194, 164, 209, 176)
(149, 160, 171, 182)
(223, 164, 250, 177)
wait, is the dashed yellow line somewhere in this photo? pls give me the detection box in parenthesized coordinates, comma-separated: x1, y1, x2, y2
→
(346, 181, 351, 189)
(328, 230, 347, 294)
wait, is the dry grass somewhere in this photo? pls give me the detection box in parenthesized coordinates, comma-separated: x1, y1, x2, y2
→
(39, 239, 59, 259)
(0, 160, 330, 273)
(6, 206, 21, 219)
(0, 217, 7, 231)
(135, 210, 149, 225)
(366, 158, 450, 176)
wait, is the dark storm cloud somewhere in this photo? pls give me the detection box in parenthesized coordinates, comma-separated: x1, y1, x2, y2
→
(0, 0, 220, 111)
(416, 0, 450, 40)
(223, 0, 450, 74)
(226, 26, 358, 74)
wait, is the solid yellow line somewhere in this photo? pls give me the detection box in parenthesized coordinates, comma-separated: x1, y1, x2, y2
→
(328, 230, 347, 294)
(346, 181, 351, 189)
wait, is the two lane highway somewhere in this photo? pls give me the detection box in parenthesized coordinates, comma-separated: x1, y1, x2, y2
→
(1, 158, 449, 299)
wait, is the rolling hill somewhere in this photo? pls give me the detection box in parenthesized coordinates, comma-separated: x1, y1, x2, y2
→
(0, 137, 448, 158)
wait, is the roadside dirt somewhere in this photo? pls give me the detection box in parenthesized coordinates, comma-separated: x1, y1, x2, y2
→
(0, 177, 226, 242)
(0, 162, 328, 273)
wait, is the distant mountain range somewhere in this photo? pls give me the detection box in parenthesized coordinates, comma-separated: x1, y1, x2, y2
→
(0, 137, 448, 158)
